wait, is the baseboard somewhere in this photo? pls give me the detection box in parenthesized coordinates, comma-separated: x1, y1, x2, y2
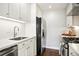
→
(45, 46, 59, 50)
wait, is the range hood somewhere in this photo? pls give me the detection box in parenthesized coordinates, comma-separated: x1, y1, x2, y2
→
(68, 3, 79, 16)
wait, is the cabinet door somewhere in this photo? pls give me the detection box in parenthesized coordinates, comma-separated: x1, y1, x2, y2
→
(24, 40, 29, 56)
(18, 48, 25, 56)
(29, 37, 36, 56)
(32, 37, 36, 55)
(18, 38, 36, 56)
(18, 42, 25, 56)
(32, 37, 36, 56)
(0, 3, 8, 17)
(24, 39, 33, 56)
(20, 3, 31, 22)
(9, 3, 19, 20)
(69, 46, 77, 56)
(26, 46, 32, 56)
(66, 16, 73, 27)
(29, 39, 34, 56)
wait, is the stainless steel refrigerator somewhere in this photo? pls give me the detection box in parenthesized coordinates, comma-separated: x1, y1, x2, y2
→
(36, 17, 46, 56)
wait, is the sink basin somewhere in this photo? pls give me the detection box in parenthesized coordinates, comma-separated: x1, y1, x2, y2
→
(10, 37, 28, 40)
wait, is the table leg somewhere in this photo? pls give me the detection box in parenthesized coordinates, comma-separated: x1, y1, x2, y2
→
(66, 43, 69, 56)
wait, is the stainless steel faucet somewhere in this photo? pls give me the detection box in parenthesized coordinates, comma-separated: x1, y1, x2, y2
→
(14, 26, 19, 38)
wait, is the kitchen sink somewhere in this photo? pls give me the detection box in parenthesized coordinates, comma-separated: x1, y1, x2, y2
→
(10, 37, 28, 40)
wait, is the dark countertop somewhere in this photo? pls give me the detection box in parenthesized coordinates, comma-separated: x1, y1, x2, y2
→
(61, 35, 79, 43)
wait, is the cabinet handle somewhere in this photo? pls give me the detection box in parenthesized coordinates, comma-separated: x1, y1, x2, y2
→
(6, 13, 9, 15)
(27, 47, 30, 49)
(23, 44, 25, 45)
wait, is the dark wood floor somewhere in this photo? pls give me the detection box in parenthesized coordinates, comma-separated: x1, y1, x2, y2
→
(42, 48, 60, 56)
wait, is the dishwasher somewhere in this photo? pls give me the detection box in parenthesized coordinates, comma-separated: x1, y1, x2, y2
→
(0, 45, 18, 56)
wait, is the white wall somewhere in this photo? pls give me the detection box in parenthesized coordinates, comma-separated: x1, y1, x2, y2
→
(0, 18, 25, 40)
(43, 10, 66, 49)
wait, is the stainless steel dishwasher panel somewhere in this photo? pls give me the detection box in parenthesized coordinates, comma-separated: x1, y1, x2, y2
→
(0, 45, 18, 56)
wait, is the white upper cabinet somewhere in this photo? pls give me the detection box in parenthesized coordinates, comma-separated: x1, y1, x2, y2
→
(66, 16, 73, 27)
(19, 4, 26, 21)
(0, 3, 8, 17)
(19, 3, 31, 22)
(8, 3, 19, 20)
(66, 4, 73, 27)
(0, 3, 31, 23)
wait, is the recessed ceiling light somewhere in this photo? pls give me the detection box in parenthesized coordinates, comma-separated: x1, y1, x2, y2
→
(49, 5, 52, 8)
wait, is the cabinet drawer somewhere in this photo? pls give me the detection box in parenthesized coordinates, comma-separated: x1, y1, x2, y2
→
(70, 52, 77, 56)
(18, 42, 25, 49)
(24, 40, 29, 48)
(28, 39, 33, 46)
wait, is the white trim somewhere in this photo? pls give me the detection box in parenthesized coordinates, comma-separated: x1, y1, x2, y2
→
(45, 46, 60, 50)
(0, 16, 25, 24)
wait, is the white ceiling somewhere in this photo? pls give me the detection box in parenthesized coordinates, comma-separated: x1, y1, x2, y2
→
(37, 3, 68, 11)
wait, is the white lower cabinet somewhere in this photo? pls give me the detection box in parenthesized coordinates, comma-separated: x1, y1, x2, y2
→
(32, 37, 36, 56)
(69, 43, 79, 56)
(18, 42, 25, 56)
(18, 48, 25, 56)
(18, 37, 36, 56)
(69, 46, 77, 56)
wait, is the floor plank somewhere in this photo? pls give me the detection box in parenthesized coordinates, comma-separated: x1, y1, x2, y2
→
(42, 48, 60, 56)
